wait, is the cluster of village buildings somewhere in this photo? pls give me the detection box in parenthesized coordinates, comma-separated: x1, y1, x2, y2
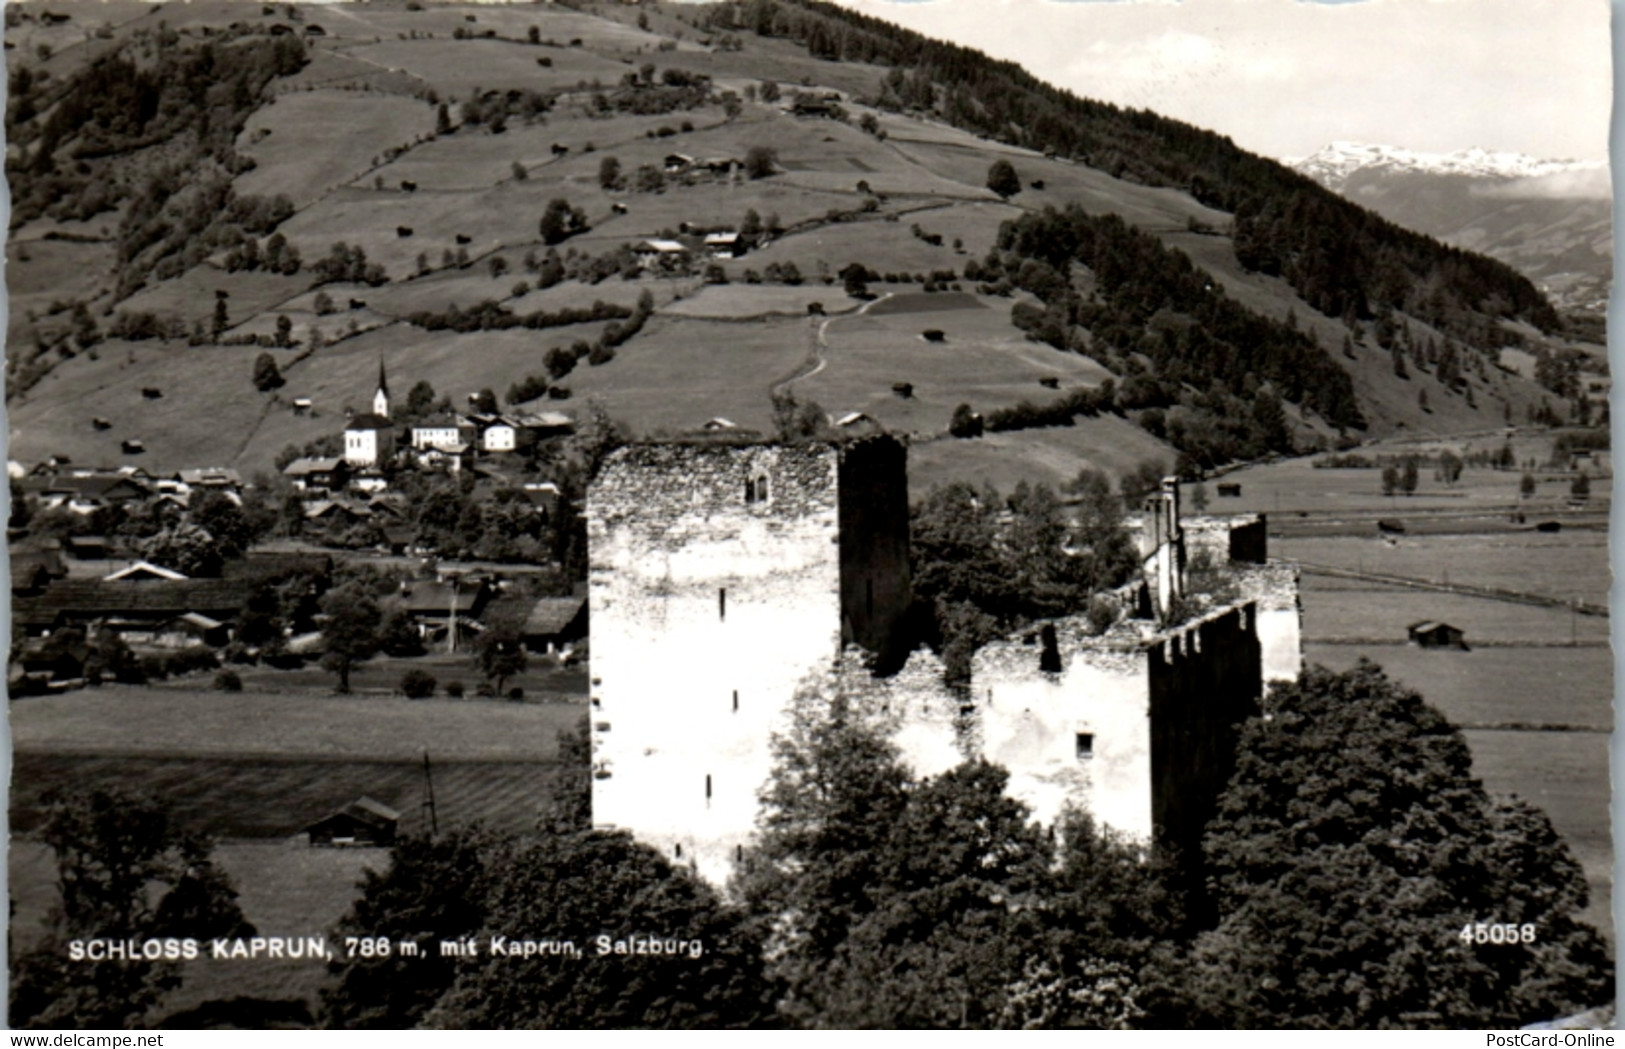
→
(7, 363, 588, 695)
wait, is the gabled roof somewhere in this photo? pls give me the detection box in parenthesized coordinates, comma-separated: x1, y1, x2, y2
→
(177, 467, 243, 487)
(394, 580, 487, 615)
(306, 796, 400, 832)
(345, 413, 394, 432)
(635, 238, 686, 253)
(524, 596, 586, 637)
(14, 578, 261, 626)
(284, 457, 346, 475)
(104, 561, 189, 582)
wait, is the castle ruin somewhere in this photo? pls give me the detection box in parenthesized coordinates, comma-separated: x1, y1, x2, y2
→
(586, 438, 1301, 886)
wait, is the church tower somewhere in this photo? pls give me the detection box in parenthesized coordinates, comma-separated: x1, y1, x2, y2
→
(372, 357, 390, 419)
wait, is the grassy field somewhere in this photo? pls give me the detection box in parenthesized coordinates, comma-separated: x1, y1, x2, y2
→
(908, 419, 1177, 498)
(1277, 531, 1610, 605)
(1458, 730, 1614, 942)
(1299, 580, 1610, 645)
(10, 751, 565, 839)
(236, 91, 439, 208)
(12, 686, 582, 761)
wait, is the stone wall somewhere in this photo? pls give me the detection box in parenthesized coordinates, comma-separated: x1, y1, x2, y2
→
(1145, 603, 1261, 865)
(973, 618, 1154, 838)
(588, 442, 847, 884)
(586, 437, 913, 886)
(1236, 561, 1301, 686)
(836, 645, 963, 777)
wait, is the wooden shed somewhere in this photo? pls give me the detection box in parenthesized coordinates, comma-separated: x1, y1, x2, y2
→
(304, 797, 400, 847)
(1407, 621, 1467, 650)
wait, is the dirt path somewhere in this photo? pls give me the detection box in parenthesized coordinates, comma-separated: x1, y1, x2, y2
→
(770, 291, 893, 398)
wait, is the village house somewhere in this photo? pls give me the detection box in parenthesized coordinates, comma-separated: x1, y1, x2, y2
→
(304, 797, 400, 847)
(283, 457, 350, 493)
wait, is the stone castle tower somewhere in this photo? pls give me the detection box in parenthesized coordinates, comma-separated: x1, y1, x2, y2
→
(585, 436, 911, 883)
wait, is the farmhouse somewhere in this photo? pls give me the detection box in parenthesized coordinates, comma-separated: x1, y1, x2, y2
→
(634, 238, 687, 269)
(12, 577, 262, 640)
(283, 457, 350, 493)
(587, 441, 1302, 886)
(520, 595, 588, 653)
(304, 797, 399, 847)
(703, 231, 743, 258)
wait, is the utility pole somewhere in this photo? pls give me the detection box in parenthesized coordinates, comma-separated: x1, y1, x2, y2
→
(422, 749, 439, 838)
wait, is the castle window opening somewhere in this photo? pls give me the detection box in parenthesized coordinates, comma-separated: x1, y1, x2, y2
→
(732, 689, 739, 712)
(745, 473, 770, 504)
(719, 587, 727, 621)
(1075, 733, 1094, 760)
(675, 843, 682, 858)
(705, 774, 713, 804)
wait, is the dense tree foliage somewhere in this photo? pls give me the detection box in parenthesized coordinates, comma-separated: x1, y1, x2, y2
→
(10, 788, 253, 1029)
(1187, 661, 1612, 1028)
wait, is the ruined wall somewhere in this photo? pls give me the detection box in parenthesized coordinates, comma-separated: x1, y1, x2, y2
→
(837, 438, 912, 664)
(1146, 603, 1261, 865)
(973, 620, 1154, 838)
(1183, 513, 1267, 565)
(587, 443, 846, 885)
(836, 645, 963, 778)
(1235, 561, 1301, 686)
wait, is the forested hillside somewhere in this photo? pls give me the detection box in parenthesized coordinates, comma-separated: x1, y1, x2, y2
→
(697, 0, 1559, 347)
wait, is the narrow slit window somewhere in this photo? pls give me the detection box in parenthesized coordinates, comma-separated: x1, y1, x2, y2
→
(732, 690, 739, 712)
(705, 774, 713, 801)
(745, 478, 756, 503)
(719, 587, 726, 621)
(675, 843, 682, 858)
(757, 474, 769, 501)
(1075, 733, 1095, 760)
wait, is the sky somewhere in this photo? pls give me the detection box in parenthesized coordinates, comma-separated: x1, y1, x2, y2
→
(815, 0, 1612, 164)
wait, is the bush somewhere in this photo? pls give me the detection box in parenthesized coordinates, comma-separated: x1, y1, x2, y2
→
(213, 670, 244, 692)
(507, 687, 525, 701)
(445, 680, 465, 699)
(400, 668, 438, 699)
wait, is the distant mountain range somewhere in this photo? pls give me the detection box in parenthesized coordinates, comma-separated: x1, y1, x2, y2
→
(1291, 142, 1612, 315)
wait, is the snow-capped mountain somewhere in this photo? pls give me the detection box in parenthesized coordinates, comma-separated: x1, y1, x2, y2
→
(1291, 141, 1605, 192)
(1290, 142, 1612, 315)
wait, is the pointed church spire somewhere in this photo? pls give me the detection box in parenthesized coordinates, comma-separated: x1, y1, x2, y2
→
(373, 356, 391, 419)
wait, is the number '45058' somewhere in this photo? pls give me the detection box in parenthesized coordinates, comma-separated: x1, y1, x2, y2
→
(1460, 923, 1536, 945)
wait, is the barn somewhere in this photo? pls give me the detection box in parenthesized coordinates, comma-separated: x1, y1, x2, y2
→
(304, 797, 400, 847)
(1407, 621, 1467, 650)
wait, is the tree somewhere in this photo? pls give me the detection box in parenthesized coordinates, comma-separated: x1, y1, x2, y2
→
(399, 668, 437, 698)
(426, 830, 774, 1028)
(539, 198, 587, 246)
(1119, 458, 1168, 511)
(436, 101, 451, 134)
(274, 313, 293, 348)
(211, 296, 229, 343)
(1571, 471, 1590, 500)
(322, 827, 499, 1029)
(470, 388, 499, 414)
(140, 522, 224, 577)
(1188, 661, 1612, 1028)
(949, 403, 983, 438)
(736, 673, 1061, 1027)
(598, 155, 621, 190)
(839, 261, 870, 298)
(1401, 455, 1419, 496)
(759, 78, 780, 103)
(986, 158, 1021, 200)
(472, 621, 527, 695)
(744, 145, 778, 179)
(405, 379, 437, 418)
(314, 290, 336, 315)
(252, 352, 284, 392)
(1520, 472, 1538, 499)
(10, 788, 252, 1029)
(1382, 464, 1399, 497)
(1436, 450, 1464, 485)
(319, 582, 381, 693)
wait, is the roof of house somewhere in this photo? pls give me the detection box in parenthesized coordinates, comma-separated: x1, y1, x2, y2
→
(14, 578, 261, 627)
(307, 796, 400, 831)
(104, 561, 189, 582)
(394, 580, 487, 614)
(1406, 620, 1463, 635)
(345, 414, 395, 432)
(177, 467, 243, 487)
(703, 231, 740, 244)
(22, 473, 151, 500)
(284, 457, 346, 475)
(636, 238, 686, 253)
(171, 612, 225, 631)
(524, 596, 586, 637)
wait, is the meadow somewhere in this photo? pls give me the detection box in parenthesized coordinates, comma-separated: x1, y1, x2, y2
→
(10, 685, 581, 761)
(1299, 579, 1609, 645)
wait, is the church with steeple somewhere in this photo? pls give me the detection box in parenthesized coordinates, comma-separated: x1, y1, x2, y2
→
(343, 357, 397, 467)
